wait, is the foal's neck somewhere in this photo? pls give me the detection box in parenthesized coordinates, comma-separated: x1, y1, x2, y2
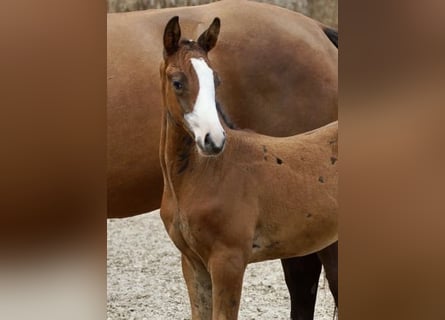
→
(160, 110, 197, 187)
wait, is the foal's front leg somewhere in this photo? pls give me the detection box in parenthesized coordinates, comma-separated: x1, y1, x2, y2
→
(182, 254, 213, 319)
(208, 250, 247, 320)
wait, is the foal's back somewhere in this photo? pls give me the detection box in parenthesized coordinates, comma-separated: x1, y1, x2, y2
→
(223, 121, 338, 190)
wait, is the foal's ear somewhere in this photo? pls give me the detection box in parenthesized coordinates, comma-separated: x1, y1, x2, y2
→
(163, 16, 181, 57)
(197, 18, 220, 52)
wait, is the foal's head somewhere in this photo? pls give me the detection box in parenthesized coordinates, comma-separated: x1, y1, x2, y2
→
(161, 16, 225, 156)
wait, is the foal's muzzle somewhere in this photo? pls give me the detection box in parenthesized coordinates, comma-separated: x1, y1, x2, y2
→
(198, 132, 226, 156)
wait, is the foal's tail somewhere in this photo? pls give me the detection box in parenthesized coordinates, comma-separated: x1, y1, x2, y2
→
(323, 27, 338, 48)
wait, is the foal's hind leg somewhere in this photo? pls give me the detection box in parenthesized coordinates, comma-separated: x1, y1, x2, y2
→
(208, 250, 247, 320)
(281, 255, 322, 320)
(316, 242, 338, 306)
(182, 254, 213, 319)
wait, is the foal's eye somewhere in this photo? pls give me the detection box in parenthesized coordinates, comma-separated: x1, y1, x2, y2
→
(172, 80, 183, 91)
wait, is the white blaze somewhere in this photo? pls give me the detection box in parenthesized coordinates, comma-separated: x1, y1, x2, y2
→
(185, 58, 225, 150)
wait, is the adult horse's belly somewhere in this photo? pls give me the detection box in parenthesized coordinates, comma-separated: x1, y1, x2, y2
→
(107, 0, 338, 218)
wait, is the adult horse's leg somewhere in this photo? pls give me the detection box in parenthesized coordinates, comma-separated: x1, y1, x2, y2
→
(317, 242, 338, 306)
(282, 242, 339, 320)
(182, 255, 213, 319)
(281, 255, 322, 320)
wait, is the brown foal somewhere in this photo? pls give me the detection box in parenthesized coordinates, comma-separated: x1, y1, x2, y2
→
(159, 17, 338, 319)
(109, 3, 338, 318)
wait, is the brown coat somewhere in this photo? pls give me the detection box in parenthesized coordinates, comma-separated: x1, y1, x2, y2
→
(107, 0, 338, 217)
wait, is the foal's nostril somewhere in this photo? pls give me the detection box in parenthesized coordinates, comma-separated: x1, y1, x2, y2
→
(204, 133, 211, 146)
(201, 133, 225, 155)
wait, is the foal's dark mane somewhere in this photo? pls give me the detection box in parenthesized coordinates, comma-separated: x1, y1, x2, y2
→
(216, 101, 238, 130)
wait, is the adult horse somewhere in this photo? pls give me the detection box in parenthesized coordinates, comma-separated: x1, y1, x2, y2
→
(107, 1, 338, 318)
(159, 16, 338, 319)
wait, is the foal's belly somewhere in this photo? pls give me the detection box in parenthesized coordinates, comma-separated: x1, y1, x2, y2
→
(248, 217, 338, 263)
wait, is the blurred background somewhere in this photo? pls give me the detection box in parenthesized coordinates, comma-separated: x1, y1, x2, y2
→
(107, 0, 338, 28)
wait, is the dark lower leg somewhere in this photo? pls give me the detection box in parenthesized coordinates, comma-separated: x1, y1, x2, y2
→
(317, 242, 338, 306)
(281, 254, 322, 320)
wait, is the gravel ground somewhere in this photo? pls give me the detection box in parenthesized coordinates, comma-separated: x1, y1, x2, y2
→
(107, 210, 337, 320)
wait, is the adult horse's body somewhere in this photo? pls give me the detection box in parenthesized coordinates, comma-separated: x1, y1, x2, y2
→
(159, 17, 338, 319)
(108, 0, 337, 217)
(108, 1, 338, 318)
